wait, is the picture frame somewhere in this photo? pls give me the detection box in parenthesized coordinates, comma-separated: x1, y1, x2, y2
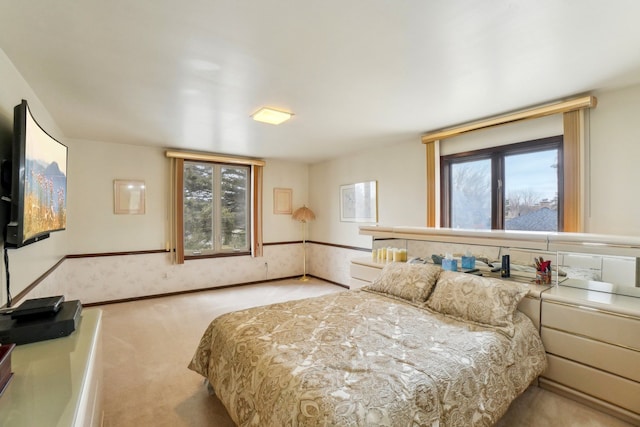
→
(273, 187, 293, 214)
(114, 180, 146, 214)
(340, 180, 377, 222)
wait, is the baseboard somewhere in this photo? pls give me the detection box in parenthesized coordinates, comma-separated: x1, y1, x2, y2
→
(83, 275, 347, 307)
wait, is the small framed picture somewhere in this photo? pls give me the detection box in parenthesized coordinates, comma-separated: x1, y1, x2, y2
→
(273, 188, 292, 214)
(340, 181, 377, 222)
(114, 180, 146, 214)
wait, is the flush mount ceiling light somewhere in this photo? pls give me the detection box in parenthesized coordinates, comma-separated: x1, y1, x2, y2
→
(251, 107, 294, 125)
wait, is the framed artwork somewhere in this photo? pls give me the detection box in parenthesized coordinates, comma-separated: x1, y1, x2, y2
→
(114, 180, 146, 214)
(340, 180, 377, 222)
(273, 187, 293, 214)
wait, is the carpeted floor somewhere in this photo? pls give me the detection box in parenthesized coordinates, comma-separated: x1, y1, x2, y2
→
(99, 278, 633, 427)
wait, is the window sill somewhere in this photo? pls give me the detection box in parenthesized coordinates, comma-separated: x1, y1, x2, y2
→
(185, 251, 251, 260)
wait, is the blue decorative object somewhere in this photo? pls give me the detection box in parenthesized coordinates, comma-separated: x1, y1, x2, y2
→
(461, 256, 475, 269)
(442, 258, 458, 272)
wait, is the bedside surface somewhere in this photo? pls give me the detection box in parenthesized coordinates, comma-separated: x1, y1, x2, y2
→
(542, 284, 640, 318)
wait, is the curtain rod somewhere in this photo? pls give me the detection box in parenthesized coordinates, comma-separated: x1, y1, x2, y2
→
(421, 95, 597, 144)
(165, 150, 266, 166)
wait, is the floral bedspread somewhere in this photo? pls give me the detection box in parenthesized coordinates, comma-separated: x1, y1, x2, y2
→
(188, 290, 546, 426)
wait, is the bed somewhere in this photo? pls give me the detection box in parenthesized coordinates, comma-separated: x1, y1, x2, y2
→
(188, 263, 547, 426)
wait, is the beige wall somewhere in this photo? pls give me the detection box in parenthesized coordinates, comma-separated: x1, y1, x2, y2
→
(440, 114, 563, 155)
(4, 41, 640, 302)
(0, 49, 69, 304)
(437, 86, 640, 237)
(10, 140, 311, 303)
(262, 158, 310, 243)
(588, 84, 640, 236)
(1, 47, 310, 304)
(308, 84, 640, 255)
(308, 138, 427, 249)
(66, 139, 167, 253)
(66, 142, 309, 253)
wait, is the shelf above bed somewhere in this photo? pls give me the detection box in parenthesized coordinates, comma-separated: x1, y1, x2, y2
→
(360, 226, 640, 256)
(360, 226, 640, 299)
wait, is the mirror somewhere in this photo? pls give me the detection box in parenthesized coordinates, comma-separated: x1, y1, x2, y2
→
(373, 237, 558, 285)
(557, 252, 640, 298)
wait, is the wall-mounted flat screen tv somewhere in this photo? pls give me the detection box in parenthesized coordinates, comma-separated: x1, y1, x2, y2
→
(5, 100, 67, 248)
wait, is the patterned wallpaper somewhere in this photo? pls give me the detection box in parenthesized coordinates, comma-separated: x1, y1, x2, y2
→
(21, 243, 368, 305)
(307, 243, 370, 285)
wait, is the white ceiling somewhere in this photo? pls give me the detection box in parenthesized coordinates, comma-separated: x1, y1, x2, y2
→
(2, 1, 640, 163)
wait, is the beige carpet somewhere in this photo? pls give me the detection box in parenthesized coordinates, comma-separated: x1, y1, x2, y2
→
(100, 278, 633, 427)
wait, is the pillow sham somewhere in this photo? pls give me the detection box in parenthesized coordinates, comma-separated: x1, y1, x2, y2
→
(425, 270, 528, 336)
(363, 262, 442, 304)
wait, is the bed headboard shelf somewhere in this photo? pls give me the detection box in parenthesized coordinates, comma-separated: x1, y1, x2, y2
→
(360, 226, 640, 299)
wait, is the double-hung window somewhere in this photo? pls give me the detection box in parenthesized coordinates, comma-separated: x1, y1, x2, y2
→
(183, 160, 251, 257)
(441, 136, 563, 231)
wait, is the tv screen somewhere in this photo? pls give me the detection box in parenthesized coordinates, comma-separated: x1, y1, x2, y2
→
(5, 100, 67, 248)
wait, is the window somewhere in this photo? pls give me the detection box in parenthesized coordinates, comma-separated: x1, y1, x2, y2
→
(166, 151, 264, 265)
(441, 136, 563, 231)
(450, 158, 492, 229)
(183, 161, 251, 257)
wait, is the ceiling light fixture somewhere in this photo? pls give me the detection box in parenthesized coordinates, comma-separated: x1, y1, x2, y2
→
(251, 107, 294, 125)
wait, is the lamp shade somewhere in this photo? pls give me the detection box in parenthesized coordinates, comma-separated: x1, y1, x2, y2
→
(292, 205, 316, 223)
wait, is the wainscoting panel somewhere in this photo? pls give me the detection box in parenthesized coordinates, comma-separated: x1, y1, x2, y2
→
(307, 243, 371, 286)
(19, 243, 307, 305)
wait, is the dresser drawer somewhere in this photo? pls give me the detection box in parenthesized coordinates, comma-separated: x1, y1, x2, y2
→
(349, 263, 382, 283)
(543, 354, 640, 414)
(349, 277, 370, 290)
(541, 301, 640, 351)
(541, 327, 640, 382)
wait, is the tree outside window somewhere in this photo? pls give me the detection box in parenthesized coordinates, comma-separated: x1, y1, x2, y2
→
(451, 159, 491, 229)
(442, 136, 563, 231)
(183, 161, 250, 256)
